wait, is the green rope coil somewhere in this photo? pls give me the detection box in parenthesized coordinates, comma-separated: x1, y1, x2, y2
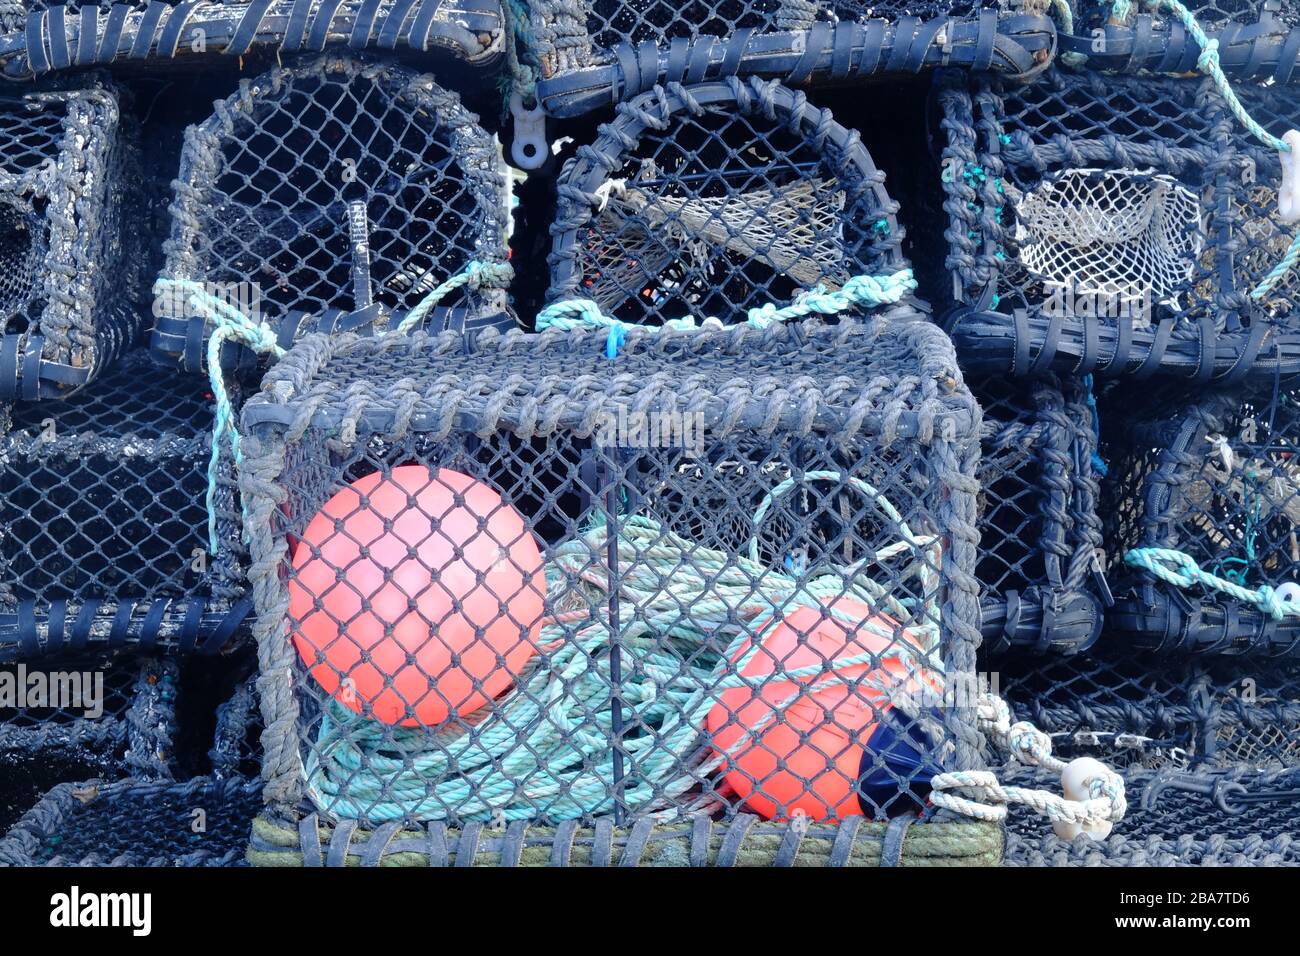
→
(1124, 546, 1300, 619)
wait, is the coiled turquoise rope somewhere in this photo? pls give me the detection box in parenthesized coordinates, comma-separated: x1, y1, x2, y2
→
(305, 476, 946, 824)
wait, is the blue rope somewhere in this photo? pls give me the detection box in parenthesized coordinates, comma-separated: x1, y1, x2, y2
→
(536, 269, 918, 334)
(1082, 374, 1108, 478)
(1124, 546, 1300, 619)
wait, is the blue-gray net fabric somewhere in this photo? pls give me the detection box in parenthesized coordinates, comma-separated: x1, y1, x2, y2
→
(935, 67, 1299, 379)
(239, 319, 984, 830)
(0, 79, 143, 401)
(532, 0, 1022, 75)
(974, 375, 1105, 653)
(0, 351, 246, 658)
(1001, 765, 1299, 865)
(1102, 379, 1300, 655)
(1072, 0, 1299, 31)
(0, 775, 263, 866)
(548, 79, 906, 328)
(157, 54, 511, 375)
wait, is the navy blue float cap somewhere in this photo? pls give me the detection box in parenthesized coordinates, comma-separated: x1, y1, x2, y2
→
(857, 706, 945, 815)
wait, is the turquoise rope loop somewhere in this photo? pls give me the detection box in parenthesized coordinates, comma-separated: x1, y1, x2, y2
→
(1124, 546, 1300, 619)
(161, 259, 508, 554)
(303, 482, 947, 824)
(535, 269, 918, 334)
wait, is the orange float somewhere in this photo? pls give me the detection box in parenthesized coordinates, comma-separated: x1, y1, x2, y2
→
(288, 465, 545, 726)
(707, 597, 942, 821)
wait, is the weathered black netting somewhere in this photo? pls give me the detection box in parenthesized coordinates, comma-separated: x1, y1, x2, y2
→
(935, 67, 1300, 383)
(548, 79, 907, 329)
(0, 1, 508, 80)
(238, 319, 985, 844)
(209, 673, 263, 780)
(995, 646, 1300, 772)
(1001, 765, 1299, 865)
(1102, 379, 1300, 655)
(0, 774, 263, 865)
(0, 653, 179, 789)
(973, 375, 1106, 653)
(528, 0, 1042, 83)
(0, 352, 248, 659)
(155, 54, 512, 376)
(0, 79, 142, 401)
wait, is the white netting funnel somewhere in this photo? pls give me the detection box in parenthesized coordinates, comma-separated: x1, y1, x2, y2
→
(584, 176, 849, 310)
(1013, 168, 1204, 307)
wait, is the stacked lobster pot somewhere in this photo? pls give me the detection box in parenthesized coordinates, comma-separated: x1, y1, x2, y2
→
(239, 319, 1015, 866)
(0, 0, 517, 860)
(933, 30, 1300, 861)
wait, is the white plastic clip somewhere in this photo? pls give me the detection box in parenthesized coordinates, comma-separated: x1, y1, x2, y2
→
(510, 93, 547, 171)
(1280, 130, 1300, 224)
(1275, 581, 1300, 607)
(1052, 756, 1115, 842)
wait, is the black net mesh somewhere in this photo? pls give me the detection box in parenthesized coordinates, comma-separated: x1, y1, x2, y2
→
(974, 375, 1106, 653)
(1102, 379, 1300, 655)
(0, 79, 142, 400)
(0, 352, 247, 659)
(0, 774, 262, 866)
(1001, 765, 1300, 865)
(995, 645, 1300, 772)
(1073, 0, 1300, 31)
(531, 0, 1021, 76)
(240, 319, 983, 830)
(547, 79, 907, 328)
(156, 54, 512, 375)
(935, 67, 1299, 378)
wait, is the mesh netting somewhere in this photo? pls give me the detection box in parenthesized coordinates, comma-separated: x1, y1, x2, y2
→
(0, 351, 247, 659)
(0, 79, 142, 400)
(530, 0, 1023, 76)
(156, 54, 512, 376)
(936, 67, 1300, 380)
(0, 774, 262, 866)
(0, 653, 179, 792)
(1001, 765, 1300, 865)
(239, 319, 984, 831)
(1014, 169, 1204, 306)
(1075, 0, 1300, 31)
(995, 645, 1300, 771)
(548, 79, 906, 328)
(1103, 380, 1300, 655)
(974, 376, 1106, 653)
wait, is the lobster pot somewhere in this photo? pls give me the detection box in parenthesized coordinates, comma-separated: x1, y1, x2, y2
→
(0, 653, 180, 824)
(548, 79, 908, 329)
(936, 68, 1300, 384)
(1001, 764, 1300, 866)
(239, 318, 993, 867)
(0, 80, 141, 401)
(0, 774, 263, 866)
(528, 0, 1056, 116)
(997, 647, 1300, 773)
(0, 352, 249, 660)
(2, 0, 507, 80)
(154, 55, 512, 376)
(1058, 0, 1300, 82)
(1104, 381, 1300, 655)
(973, 375, 1105, 654)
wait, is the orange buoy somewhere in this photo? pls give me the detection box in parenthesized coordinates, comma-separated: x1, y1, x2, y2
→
(707, 597, 942, 821)
(288, 465, 545, 726)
